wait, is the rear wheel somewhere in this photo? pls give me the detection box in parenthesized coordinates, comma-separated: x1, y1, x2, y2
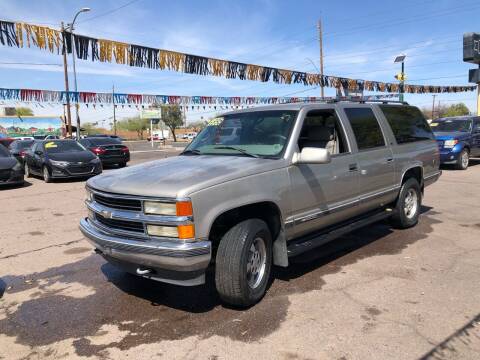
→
(43, 166, 52, 183)
(215, 219, 272, 307)
(118, 162, 127, 168)
(455, 149, 469, 170)
(391, 178, 421, 229)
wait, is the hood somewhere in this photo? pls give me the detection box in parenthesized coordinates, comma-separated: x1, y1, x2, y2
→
(88, 154, 287, 198)
(48, 151, 96, 162)
(0, 157, 17, 170)
(434, 131, 470, 141)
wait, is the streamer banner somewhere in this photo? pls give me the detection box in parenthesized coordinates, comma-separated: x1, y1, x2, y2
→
(0, 19, 476, 94)
(0, 87, 398, 105)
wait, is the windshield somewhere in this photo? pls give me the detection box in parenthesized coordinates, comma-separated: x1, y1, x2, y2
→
(44, 141, 86, 154)
(12, 140, 34, 150)
(0, 144, 10, 157)
(430, 119, 472, 132)
(88, 138, 121, 145)
(184, 110, 298, 158)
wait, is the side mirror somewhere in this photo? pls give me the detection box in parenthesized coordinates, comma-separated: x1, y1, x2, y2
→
(34, 150, 43, 156)
(295, 147, 331, 164)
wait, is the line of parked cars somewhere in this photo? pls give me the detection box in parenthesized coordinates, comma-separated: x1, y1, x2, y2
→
(0, 135, 130, 186)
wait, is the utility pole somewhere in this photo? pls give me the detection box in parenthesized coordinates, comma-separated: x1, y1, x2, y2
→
(112, 84, 117, 135)
(61, 22, 72, 138)
(317, 19, 325, 98)
(431, 94, 436, 120)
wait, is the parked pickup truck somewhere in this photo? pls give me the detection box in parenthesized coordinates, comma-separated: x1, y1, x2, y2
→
(80, 100, 441, 307)
(430, 116, 480, 170)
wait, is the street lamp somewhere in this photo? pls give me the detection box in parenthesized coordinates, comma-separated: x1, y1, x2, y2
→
(66, 7, 91, 140)
(394, 54, 406, 102)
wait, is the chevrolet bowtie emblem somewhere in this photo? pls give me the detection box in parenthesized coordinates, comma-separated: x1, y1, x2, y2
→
(101, 210, 113, 219)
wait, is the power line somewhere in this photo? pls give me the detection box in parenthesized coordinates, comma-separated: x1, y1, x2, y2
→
(76, 0, 144, 24)
(0, 62, 62, 66)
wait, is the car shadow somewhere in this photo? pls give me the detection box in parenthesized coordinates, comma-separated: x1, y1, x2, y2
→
(0, 278, 6, 298)
(0, 180, 32, 190)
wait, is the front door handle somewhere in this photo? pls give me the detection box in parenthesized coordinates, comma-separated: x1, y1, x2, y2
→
(386, 157, 394, 163)
(349, 163, 358, 172)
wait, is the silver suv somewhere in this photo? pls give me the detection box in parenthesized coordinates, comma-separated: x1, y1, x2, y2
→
(80, 100, 441, 307)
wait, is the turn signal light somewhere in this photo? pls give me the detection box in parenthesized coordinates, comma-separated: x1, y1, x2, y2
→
(176, 201, 193, 216)
(178, 224, 195, 239)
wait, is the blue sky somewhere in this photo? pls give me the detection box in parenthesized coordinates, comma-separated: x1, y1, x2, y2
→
(0, 0, 479, 125)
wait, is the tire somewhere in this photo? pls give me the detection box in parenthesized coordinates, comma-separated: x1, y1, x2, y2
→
(455, 149, 469, 170)
(215, 219, 272, 307)
(118, 162, 127, 168)
(43, 166, 52, 183)
(24, 163, 31, 178)
(390, 178, 422, 229)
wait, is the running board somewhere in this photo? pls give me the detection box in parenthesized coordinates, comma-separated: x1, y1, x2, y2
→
(287, 208, 392, 258)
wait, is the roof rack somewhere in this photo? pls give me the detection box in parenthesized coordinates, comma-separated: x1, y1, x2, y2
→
(321, 99, 409, 105)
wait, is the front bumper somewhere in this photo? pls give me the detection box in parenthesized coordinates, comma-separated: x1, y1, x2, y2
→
(51, 164, 102, 178)
(439, 151, 461, 164)
(79, 218, 211, 285)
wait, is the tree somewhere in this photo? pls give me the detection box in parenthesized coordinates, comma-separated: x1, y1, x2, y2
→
(7, 107, 34, 116)
(161, 105, 183, 142)
(117, 116, 150, 139)
(443, 103, 470, 117)
(82, 122, 103, 135)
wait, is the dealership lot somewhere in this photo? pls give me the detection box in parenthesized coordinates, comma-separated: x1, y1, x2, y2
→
(1, 151, 479, 360)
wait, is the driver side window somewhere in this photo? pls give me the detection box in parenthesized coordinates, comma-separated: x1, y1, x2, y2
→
(298, 109, 349, 155)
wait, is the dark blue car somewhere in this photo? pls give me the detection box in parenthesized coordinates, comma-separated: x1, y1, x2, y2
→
(431, 116, 480, 170)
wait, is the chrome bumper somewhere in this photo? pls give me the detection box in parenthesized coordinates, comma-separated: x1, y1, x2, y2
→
(79, 218, 211, 285)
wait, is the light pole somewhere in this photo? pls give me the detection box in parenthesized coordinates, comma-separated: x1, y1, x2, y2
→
(394, 54, 406, 102)
(66, 7, 91, 140)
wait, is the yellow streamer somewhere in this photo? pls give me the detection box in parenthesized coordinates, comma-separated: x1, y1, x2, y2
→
(208, 58, 227, 76)
(159, 50, 184, 71)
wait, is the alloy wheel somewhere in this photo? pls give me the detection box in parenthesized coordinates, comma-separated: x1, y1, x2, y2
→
(246, 237, 267, 289)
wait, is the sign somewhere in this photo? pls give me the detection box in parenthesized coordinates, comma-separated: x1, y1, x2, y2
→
(141, 110, 161, 119)
(0, 116, 62, 137)
(463, 32, 480, 64)
(468, 68, 480, 83)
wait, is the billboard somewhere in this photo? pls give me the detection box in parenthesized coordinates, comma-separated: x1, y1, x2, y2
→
(0, 116, 63, 138)
(463, 32, 480, 64)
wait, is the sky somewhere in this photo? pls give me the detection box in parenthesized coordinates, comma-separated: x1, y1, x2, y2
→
(0, 0, 479, 126)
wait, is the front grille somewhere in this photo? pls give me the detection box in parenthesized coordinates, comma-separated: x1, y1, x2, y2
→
(0, 169, 11, 181)
(95, 213, 144, 233)
(94, 193, 142, 211)
(68, 165, 93, 174)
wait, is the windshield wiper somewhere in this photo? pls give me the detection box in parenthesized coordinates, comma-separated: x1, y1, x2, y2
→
(180, 149, 202, 155)
(212, 146, 260, 158)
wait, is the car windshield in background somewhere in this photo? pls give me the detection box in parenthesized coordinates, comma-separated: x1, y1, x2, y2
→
(44, 141, 86, 153)
(184, 110, 298, 158)
(0, 144, 10, 157)
(430, 119, 472, 132)
(88, 138, 121, 145)
(13, 140, 34, 150)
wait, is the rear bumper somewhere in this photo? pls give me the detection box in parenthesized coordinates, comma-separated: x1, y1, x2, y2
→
(79, 218, 211, 285)
(99, 154, 130, 164)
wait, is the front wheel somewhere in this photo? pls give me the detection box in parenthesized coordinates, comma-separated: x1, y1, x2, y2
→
(43, 166, 52, 183)
(390, 178, 422, 229)
(24, 163, 31, 178)
(455, 149, 469, 170)
(215, 219, 272, 307)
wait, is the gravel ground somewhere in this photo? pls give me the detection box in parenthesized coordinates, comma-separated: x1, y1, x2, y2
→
(0, 152, 479, 360)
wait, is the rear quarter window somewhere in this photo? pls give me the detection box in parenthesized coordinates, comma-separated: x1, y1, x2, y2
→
(344, 107, 386, 150)
(380, 105, 435, 144)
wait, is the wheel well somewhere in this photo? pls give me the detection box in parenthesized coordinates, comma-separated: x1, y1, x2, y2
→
(209, 202, 282, 255)
(402, 166, 423, 191)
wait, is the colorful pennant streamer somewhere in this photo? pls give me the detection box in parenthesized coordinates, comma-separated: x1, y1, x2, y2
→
(0, 19, 476, 94)
(0, 87, 398, 105)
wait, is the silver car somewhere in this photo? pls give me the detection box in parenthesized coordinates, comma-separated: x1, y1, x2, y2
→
(80, 100, 441, 307)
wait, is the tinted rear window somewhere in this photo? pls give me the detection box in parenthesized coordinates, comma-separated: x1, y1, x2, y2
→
(380, 105, 435, 143)
(344, 107, 385, 150)
(87, 138, 121, 145)
(11, 140, 34, 150)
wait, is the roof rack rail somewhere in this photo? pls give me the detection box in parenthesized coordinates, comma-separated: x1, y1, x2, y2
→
(321, 99, 409, 105)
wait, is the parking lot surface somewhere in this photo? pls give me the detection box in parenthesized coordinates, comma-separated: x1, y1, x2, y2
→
(1, 152, 479, 360)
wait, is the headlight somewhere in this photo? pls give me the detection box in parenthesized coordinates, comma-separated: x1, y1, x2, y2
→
(443, 139, 458, 148)
(85, 188, 93, 202)
(146, 224, 195, 239)
(12, 160, 22, 171)
(50, 160, 69, 167)
(144, 201, 176, 215)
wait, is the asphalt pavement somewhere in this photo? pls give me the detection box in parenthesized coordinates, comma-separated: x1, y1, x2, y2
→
(0, 152, 479, 360)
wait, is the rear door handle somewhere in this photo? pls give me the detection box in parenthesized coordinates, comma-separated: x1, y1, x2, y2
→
(349, 163, 358, 172)
(386, 157, 394, 163)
